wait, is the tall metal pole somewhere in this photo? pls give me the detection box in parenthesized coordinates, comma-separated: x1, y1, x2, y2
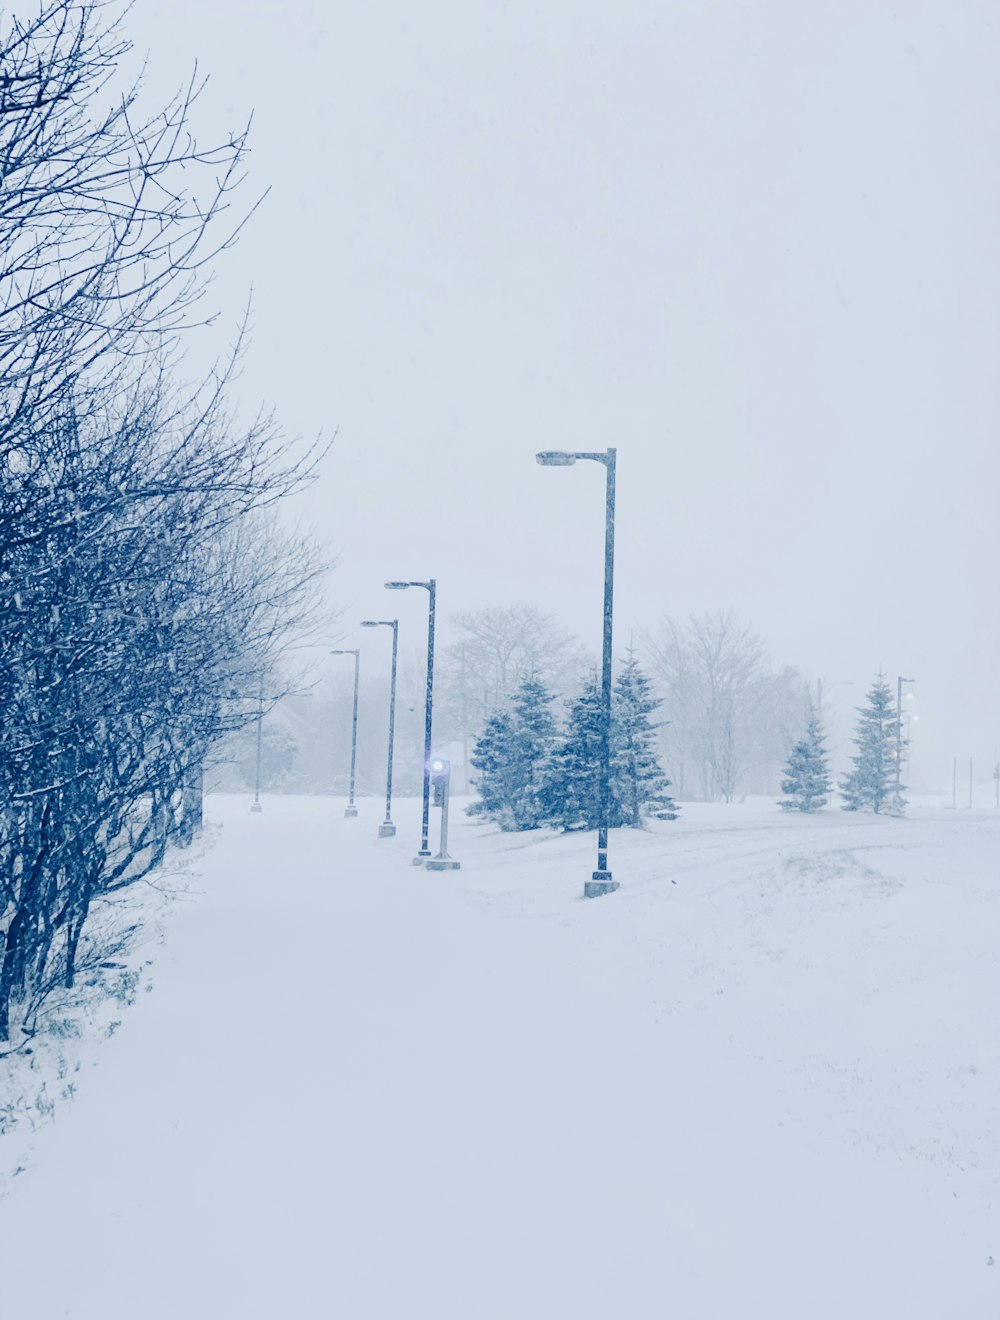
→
(895, 676, 914, 808)
(535, 448, 620, 899)
(592, 449, 616, 892)
(250, 671, 264, 813)
(417, 580, 437, 862)
(331, 649, 361, 818)
(348, 650, 360, 816)
(384, 621, 399, 834)
(952, 756, 957, 809)
(969, 756, 973, 809)
(361, 619, 400, 836)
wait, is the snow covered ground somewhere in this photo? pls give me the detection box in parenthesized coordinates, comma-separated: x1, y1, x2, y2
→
(1, 794, 997, 1318)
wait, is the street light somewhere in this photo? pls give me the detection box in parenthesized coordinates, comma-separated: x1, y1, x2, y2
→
(426, 755, 460, 870)
(896, 675, 915, 807)
(385, 579, 436, 863)
(330, 648, 361, 818)
(250, 671, 264, 813)
(536, 448, 618, 899)
(361, 619, 399, 838)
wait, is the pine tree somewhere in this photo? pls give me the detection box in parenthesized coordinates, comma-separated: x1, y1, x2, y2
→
(505, 676, 559, 829)
(541, 678, 605, 831)
(544, 661, 680, 832)
(466, 677, 558, 830)
(613, 653, 679, 824)
(778, 706, 830, 812)
(840, 673, 904, 814)
(466, 709, 516, 821)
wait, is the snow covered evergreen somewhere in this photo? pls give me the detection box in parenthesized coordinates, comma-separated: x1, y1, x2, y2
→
(543, 659, 678, 831)
(778, 706, 831, 812)
(466, 709, 517, 824)
(840, 674, 904, 815)
(541, 678, 606, 830)
(467, 677, 559, 830)
(613, 653, 679, 824)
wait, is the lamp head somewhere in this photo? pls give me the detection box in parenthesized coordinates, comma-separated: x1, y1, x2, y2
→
(360, 620, 378, 628)
(384, 581, 410, 590)
(536, 451, 576, 466)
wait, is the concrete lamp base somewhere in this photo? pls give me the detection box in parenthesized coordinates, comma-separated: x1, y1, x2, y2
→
(584, 872, 619, 899)
(378, 822, 397, 838)
(250, 802, 262, 814)
(426, 858, 461, 871)
(344, 806, 359, 818)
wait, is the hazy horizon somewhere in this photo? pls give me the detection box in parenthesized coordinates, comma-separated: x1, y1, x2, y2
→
(127, 0, 1000, 792)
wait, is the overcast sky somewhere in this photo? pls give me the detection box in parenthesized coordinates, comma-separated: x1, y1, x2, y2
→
(129, 0, 1000, 788)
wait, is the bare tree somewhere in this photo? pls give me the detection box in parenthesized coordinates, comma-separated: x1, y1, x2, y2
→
(434, 603, 589, 782)
(643, 611, 802, 801)
(0, 3, 328, 1046)
(0, 2, 258, 454)
(0, 394, 326, 1043)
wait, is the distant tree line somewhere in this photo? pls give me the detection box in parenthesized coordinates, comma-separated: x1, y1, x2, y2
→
(239, 606, 816, 808)
(0, 4, 324, 1046)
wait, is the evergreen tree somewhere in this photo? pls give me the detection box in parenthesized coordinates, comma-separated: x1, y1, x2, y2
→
(778, 706, 831, 812)
(541, 678, 605, 830)
(544, 660, 679, 831)
(613, 653, 679, 824)
(466, 677, 558, 830)
(466, 709, 516, 821)
(506, 676, 560, 829)
(840, 673, 904, 814)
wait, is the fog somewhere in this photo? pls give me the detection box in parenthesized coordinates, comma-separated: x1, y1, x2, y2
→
(132, 0, 999, 793)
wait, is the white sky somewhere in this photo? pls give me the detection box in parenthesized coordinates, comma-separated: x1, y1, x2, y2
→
(129, 0, 1000, 787)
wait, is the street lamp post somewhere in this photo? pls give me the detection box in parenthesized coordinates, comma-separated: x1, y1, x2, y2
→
(536, 448, 619, 899)
(896, 675, 915, 807)
(361, 619, 400, 838)
(385, 579, 436, 863)
(331, 648, 361, 818)
(250, 671, 264, 813)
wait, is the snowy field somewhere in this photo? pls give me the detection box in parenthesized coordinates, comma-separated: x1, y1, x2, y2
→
(1, 793, 998, 1319)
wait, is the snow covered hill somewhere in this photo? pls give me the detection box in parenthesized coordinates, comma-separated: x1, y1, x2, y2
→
(1, 795, 997, 1318)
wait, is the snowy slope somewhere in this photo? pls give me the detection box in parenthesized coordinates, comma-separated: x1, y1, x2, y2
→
(0, 795, 997, 1319)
